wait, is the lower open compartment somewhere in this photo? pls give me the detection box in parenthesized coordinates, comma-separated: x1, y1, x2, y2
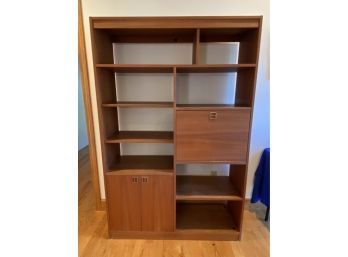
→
(175, 200, 243, 240)
(109, 200, 243, 241)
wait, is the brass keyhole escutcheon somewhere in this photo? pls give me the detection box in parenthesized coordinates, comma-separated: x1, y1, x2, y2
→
(209, 112, 217, 120)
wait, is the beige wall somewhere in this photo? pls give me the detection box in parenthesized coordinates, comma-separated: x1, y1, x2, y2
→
(82, 0, 270, 199)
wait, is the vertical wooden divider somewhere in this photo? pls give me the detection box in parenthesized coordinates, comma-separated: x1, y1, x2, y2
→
(90, 29, 108, 173)
(229, 165, 247, 197)
(238, 19, 263, 240)
(173, 67, 177, 230)
(228, 165, 247, 236)
(193, 29, 200, 64)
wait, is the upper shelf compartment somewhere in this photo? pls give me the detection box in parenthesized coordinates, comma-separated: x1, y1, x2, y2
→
(90, 17, 261, 65)
(111, 29, 194, 65)
(109, 28, 196, 43)
(91, 28, 195, 64)
(199, 28, 260, 64)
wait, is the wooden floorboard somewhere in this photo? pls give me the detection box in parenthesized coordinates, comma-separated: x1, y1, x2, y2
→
(78, 147, 270, 257)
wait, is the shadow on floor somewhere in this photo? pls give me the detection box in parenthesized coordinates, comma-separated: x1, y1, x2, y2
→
(246, 202, 270, 231)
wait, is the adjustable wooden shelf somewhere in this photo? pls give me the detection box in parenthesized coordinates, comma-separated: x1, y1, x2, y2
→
(90, 16, 262, 241)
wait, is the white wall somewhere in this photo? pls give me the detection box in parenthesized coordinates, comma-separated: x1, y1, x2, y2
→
(78, 64, 89, 150)
(82, 0, 270, 199)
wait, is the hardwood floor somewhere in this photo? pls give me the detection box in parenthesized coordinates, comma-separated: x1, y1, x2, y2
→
(79, 147, 270, 257)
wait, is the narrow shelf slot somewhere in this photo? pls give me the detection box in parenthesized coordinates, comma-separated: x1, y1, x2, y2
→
(176, 202, 238, 231)
(96, 64, 174, 73)
(96, 64, 255, 73)
(176, 64, 255, 73)
(176, 176, 243, 201)
(176, 160, 248, 165)
(108, 155, 173, 175)
(176, 104, 251, 110)
(105, 131, 173, 143)
(102, 101, 173, 108)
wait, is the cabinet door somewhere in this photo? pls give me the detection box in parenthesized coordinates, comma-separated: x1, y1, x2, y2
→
(141, 175, 174, 232)
(176, 109, 251, 163)
(105, 174, 141, 231)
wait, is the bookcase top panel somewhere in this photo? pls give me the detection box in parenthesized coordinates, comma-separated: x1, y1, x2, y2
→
(90, 16, 262, 29)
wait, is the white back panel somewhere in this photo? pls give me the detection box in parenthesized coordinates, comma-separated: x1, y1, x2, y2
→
(116, 73, 173, 102)
(176, 73, 236, 104)
(200, 43, 239, 64)
(118, 108, 173, 131)
(121, 143, 173, 155)
(176, 164, 229, 176)
(113, 43, 193, 64)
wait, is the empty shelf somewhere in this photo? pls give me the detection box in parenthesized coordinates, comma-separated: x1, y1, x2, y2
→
(96, 64, 255, 73)
(102, 101, 173, 108)
(176, 176, 242, 201)
(176, 202, 238, 230)
(105, 131, 173, 143)
(176, 64, 256, 73)
(108, 155, 173, 175)
(96, 64, 174, 73)
(176, 104, 251, 110)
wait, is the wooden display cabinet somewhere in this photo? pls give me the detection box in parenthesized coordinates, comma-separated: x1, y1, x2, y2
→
(90, 16, 262, 240)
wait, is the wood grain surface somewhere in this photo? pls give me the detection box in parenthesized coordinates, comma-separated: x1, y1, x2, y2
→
(176, 109, 251, 163)
(79, 148, 270, 256)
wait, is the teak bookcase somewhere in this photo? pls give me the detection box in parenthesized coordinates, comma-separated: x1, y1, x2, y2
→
(90, 16, 262, 241)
